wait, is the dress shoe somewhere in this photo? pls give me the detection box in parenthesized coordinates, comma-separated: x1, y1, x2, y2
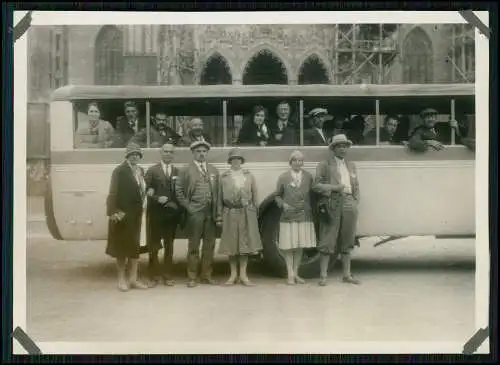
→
(240, 277, 256, 286)
(318, 277, 328, 286)
(342, 276, 360, 285)
(163, 279, 175, 287)
(295, 276, 306, 284)
(187, 280, 199, 288)
(130, 280, 149, 290)
(200, 278, 218, 285)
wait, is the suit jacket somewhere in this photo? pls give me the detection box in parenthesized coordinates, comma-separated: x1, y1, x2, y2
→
(304, 128, 329, 146)
(131, 125, 181, 148)
(269, 119, 299, 146)
(312, 157, 360, 210)
(175, 161, 221, 222)
(178, 132, 213, 147)
(144, 162, 181, 220)
(111, 116, 146, 148)
(106, 161, 145, 217)
(275, 169, 315, 222)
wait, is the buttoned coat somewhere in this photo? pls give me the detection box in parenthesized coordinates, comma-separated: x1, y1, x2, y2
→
(217, 169, 262, 256)
(175, 161, 221, 227)
(106, 161, 146, 259)
(275, 170, 315, 223)
(312, 157, 360, 253)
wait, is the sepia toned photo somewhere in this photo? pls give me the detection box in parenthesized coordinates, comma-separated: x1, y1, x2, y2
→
(14, 11, 490, 355)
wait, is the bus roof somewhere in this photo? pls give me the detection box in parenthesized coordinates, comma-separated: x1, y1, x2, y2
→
(51, 83, 475, 101)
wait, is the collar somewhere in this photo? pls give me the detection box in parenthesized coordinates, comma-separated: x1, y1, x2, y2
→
(278, 120, 288, 129)
(335, 156, 346, 165)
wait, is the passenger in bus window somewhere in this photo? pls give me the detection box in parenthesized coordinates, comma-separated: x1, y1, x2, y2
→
(269, 101, 298, 146)
(131, 111, 180, 148)
(111, 101, 146, 148)
(304, 108, 330, 146)
(217, 148, 262, 286)
(408, 108, 462, 152)
(342, 114, 366, 145)
(275, 150, 316, 285)
(175, 140, 221, 288)
(313, 134, 360, 286)
(74, 101, 115, 149)
(106, 143, 149, 292)
(144, 143, 182, 287)
(363, 115, 400, 145)
(237, 105, 271, 147)
(178, 118, 213, 147)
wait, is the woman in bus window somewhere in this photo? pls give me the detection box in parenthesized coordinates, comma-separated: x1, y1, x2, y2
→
(275, 150, 316, 285)
(218, 148, 262, 286)
(237, 105, 271, 146)
(75, 101, 115, 149)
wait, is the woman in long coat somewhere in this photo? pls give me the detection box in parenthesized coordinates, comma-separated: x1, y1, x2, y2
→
(106, 143, 149, 292)
(275, 150, 316, 285)
(218, 148, 262, 286)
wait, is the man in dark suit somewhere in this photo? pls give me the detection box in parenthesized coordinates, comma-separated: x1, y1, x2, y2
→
(111, 101, 146, 148)
(304, 108, 330, 146)
(144, 143, 182, 287)
(131, 111, 180, 148)
(175, 140, 221, 287)
(178, 118, 213, 147)
(269, 101, 298, 146)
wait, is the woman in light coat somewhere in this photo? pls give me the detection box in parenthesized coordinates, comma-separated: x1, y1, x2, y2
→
(275, 150, 316, 285)
(218, 148, 262, 286)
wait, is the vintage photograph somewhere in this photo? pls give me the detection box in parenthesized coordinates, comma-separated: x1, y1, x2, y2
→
(17, 13, 489, 354)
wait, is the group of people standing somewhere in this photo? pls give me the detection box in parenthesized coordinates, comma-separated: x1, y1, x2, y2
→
(105, 133, 361, 291)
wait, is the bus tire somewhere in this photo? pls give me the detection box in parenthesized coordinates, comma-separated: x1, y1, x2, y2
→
(44, 178, 63, 240)
(259, 202, 334, 279)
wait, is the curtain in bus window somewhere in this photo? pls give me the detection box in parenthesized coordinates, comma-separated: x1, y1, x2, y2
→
(95, 26, 124, 85)
(402, 27, 433, 84)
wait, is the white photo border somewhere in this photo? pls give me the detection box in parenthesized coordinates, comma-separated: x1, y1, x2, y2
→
(13, 10, 490, 355)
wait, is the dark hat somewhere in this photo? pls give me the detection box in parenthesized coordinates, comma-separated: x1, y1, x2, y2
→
(189, 140, 211, 151)
(125, 142, 143, 158)
(227, 147, 245, 164)
(420, 108, 438, 117)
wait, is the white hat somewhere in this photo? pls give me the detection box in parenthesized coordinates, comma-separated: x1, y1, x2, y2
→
(328, 134, 353, 149)
(307, 108, 330, 118)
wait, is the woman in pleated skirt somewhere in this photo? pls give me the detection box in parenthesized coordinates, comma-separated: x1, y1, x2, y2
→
(275, 150, 317, 285)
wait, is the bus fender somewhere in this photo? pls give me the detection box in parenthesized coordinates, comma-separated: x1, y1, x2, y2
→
(44, 176, 63, 240)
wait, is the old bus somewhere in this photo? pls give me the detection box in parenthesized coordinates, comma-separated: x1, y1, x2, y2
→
(45, 83, 475, 277)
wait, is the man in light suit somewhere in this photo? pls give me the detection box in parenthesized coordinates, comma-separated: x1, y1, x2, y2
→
(175, 140, 221, 287)
(144, 143, 182, 287)
(313, 134, 361, 286)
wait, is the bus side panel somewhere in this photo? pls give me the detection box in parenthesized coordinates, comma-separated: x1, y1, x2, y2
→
(354, 161, 475, 236)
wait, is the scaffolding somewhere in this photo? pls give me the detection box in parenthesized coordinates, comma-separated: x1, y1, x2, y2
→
(445, 24, 475, 83)
(333, 24, 400, 84)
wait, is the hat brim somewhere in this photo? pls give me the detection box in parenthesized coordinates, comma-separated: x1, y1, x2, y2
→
(190, 142, 211, 151)
(126, 151, 143, 158)
(228, 156, 245, 164)
(328, 140, 353, 149)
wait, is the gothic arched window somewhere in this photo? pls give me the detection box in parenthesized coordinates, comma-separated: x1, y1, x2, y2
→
(402, 27, 433, 84)
(95, 26, 124, 85)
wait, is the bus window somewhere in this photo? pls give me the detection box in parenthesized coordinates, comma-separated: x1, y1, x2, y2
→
(303, 97, 376, 146)
(228, 99, 301, 147)
(73, 99, 147, 149)
(150, 99, 224, 148)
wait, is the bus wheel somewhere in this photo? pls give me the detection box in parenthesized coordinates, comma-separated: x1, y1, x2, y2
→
(44, 179, 63, 240)
(260, 203, 333, 279)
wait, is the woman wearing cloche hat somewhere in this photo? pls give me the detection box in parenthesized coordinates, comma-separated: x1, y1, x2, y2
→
(105, 142, 149, 292)
(217, 148, 262, 286)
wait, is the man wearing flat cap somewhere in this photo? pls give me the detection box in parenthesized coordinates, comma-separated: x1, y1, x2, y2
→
(304, 108, 330, 146)
(175, 140, 221, 287)
(313, 134, 361, 286)
(408, 108, 467, 152)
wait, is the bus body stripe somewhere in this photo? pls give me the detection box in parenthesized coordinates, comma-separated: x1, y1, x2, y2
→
(50, 147, 476, 165)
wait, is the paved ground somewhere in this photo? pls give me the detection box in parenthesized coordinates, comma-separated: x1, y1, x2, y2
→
(24, 196, 477, 347)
